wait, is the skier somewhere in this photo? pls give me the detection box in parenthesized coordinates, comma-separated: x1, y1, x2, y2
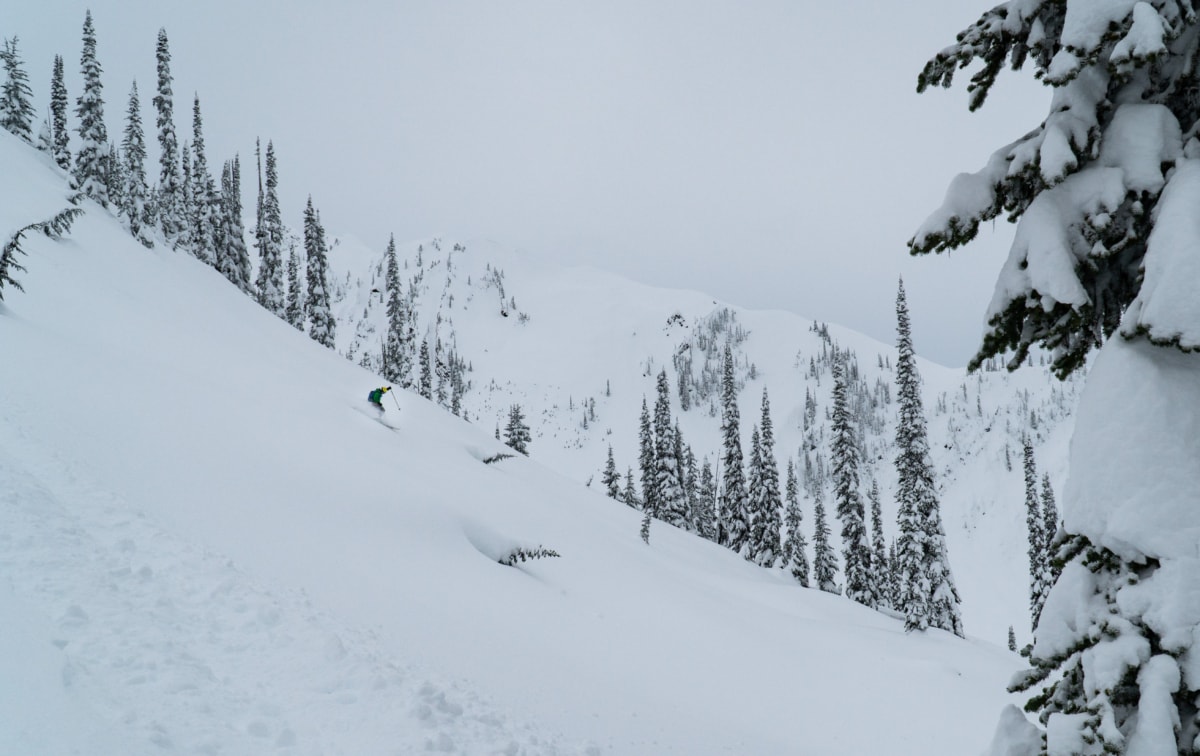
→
(367, 385, 392, 412)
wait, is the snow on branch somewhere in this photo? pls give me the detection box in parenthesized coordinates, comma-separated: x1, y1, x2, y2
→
(1, 204, 84, 302)
(498, 546, 560, 566)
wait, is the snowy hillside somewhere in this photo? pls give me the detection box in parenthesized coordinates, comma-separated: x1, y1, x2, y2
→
(0, 127, 1029, 753)
(326, 230, 1083, 648)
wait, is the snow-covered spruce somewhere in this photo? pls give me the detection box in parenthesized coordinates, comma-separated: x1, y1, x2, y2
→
(1022, 437, 1051, 632)
(718, 344, 749, 554)
(892, 279, 961, 636)
(830, 359, 871, 606)
(254, 140, 285, 316)
(915, 0, 1200, 749)
(72, 11, 109, 207)
(0, 36, 36, 144)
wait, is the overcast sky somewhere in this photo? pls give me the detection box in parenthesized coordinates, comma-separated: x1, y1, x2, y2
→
(9, 1, 1049, 366)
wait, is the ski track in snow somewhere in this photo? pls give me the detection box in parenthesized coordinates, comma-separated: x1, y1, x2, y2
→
(0, 432, 585, 755)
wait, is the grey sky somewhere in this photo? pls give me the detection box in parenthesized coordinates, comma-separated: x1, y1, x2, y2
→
(10, 1, 1048, 366)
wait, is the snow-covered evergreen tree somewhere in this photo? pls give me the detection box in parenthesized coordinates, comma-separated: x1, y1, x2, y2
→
(178, 143, 194, 250)
(418, 339, 433, 400)
(683, 444, 701, 532)
(782, 458, 809, 586)
(285, 245, 303, 330)
(119, 81, 152, 247)
(72, 11, 109, 206)
(696, 458, 717, 541)
(907, 0, 1200, 744)
(810, 486, 838, 595)
(504, 404, 530, 456)
(1023, 438, 1051, 631)
(35, 115, 53, 155)
(49, 55, 70, 169)
(382, 235, 412, 387)
(1007, 626, 1017, 653)
(622, 467, 639, 510)
(653, 369, 687, 528)
(218, 157, 252, 294)
(887, 539, 900, 608)
(893, 279, 962, 636)
(718, 345, 749, 553)
(188, 94, 217, 265)
(0, 37, 36, 143)
(254, 141, 285, 315)
(745, 426, 766, 560)
(637, 397, 656, 516)
(831, 360, 871, 606)
(868, 479, 890, 610)
(747, 389, 782, 568)
(1040, 472, 1061, 584)
(303, 198, 335, 348)
(602, 445, 620, 500)
(253, 139, 265, 270)
(152, 29, 181, 242)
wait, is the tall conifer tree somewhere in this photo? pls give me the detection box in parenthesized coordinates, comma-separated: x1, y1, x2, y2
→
(153, 29, 182, 241)
(218, 157, 252, 293)
(696, 459, 717, 541)
(254, 141, 285, 314)
(1041, 472, 1060, 584)
(418, 339, 433, 399)
(811, 486, 839, 594)
(783, 459, 810, 586)
(602, 445, 621, 500)
(747, 389, 782, 567)
(0, 37, 36, 143)
(382, 235, 411, 386)
(868, 479, 891, 610)
(49, 55, 71, 169)
(1023, 438, 1052, 630)
(623, 467, 640, 510)
(189, 94, 217, 264)
(718, 345, 749, 553)
(893, 279, 962, 635)
(73, 11, 109, 205)
(831, 360, 872, 606)
(683, 444, 701, 533)
(304, 198, 335, 348)
(285, 244, 303, 330)
(653, 369, 687, 527)
(120, 81, 152, 247)
(638, 397, 656, 515)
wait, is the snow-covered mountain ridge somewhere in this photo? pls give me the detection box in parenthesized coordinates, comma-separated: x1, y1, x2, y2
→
(2, 128, 1040, 754)
(324, 231, 1083, 646)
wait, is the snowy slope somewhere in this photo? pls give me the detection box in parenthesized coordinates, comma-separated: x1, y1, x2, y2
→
(0, 133, 1026, 753)
(327, 230, 1083, 649)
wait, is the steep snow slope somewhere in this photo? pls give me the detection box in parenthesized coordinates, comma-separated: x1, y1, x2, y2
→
(328, 232, 1082, 648)
(0, 134, 1024, 753)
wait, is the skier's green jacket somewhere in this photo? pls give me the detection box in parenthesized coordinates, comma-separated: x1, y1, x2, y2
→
(368, 386, 391, 406)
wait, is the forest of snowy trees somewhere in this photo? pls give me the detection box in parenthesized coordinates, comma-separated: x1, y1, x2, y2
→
(1, 11, 485, 427)
(0, 14, 337, 353)
(595, 282, 967, 634)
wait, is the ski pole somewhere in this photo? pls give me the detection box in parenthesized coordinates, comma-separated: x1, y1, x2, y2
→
(391, 391, 402, 411)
